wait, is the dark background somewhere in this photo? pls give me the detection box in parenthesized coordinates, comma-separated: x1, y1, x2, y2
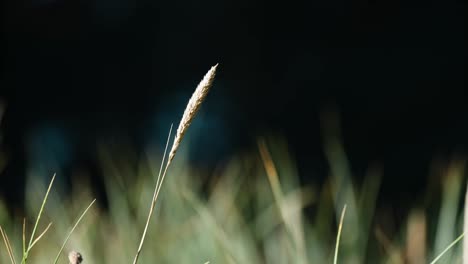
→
(1, 0, 465, 208)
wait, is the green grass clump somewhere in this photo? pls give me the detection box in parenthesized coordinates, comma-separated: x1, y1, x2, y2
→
(1, 173, 95, 264)
(1, 136, 465, 263)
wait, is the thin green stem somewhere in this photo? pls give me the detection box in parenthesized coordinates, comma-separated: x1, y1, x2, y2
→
(430, 232, 464, 264)
(22, 173, 56, 264)
(132, 124, 173, 264)
(53, 199, 96, 264)
(334, 204, 347, 264)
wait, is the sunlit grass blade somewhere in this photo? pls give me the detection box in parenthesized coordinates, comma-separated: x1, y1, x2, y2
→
(257, 139, 308, 262)
(430, 232, 464, 264)
(29, 222, 52, 249)
(22, 218, 25, 257)
(53, 198, 96, 264)
(22, 173, 55, 264)
(464, 182, 468, 264)
(1, 225, 17, 264)
(334, 204, 347, 264)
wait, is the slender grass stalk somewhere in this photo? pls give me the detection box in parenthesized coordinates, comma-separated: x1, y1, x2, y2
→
(334, 204, 347, 264)
(154, 124, 173, 209)
(53, 198, 96, 264)
(132, 123, 172, 264)
(29, 222, 52, 249)
(1, 225, 17, 264)
(430, 232, 464, 264)
(132, 64, 218, 264)
(22, 219, 25, 258)
(21, 173, 55, 264)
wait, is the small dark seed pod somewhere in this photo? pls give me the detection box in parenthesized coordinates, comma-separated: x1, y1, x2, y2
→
(68, 251, 83, 264)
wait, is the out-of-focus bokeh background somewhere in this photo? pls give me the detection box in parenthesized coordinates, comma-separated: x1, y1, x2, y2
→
(0, 0, 465, 263)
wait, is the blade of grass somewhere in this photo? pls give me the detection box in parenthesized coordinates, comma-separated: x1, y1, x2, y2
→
(181, 188, 243, 264)
(22, 173, 55, 264)
(405, 210, 426, 263)
(334, 204, 347, 264)
(374, 227, 404, 264)
(1, 225, 17, 264)
(29, 222, 52, 249)
(258, 139, 308, 263)
(434, 162, 463, 260)
(463, 181, 468, 263)
(22, 218, 25, 257)
(53, 198, 96, 264)
(430, 232, 464, 264)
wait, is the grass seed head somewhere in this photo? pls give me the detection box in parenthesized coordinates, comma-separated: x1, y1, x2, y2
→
(168, 64, 218, 164)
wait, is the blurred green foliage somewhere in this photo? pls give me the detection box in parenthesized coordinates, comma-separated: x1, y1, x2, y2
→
(0, 135, 465, 263)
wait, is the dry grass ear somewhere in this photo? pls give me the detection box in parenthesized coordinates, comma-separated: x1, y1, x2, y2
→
(168, 63, 218, 164)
